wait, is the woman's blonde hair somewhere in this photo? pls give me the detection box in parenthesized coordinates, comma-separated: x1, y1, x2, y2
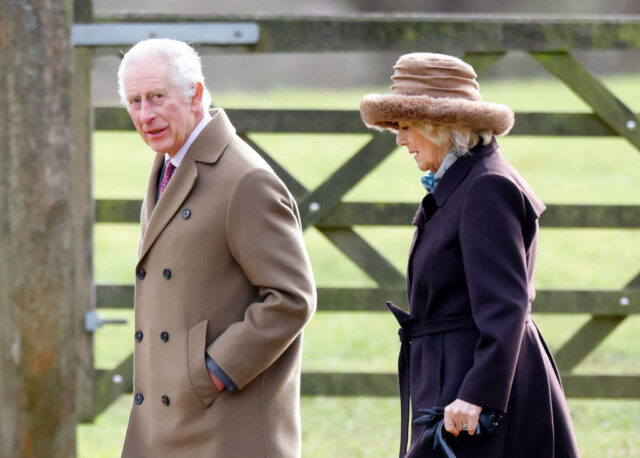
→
(414, 123, 492, 156)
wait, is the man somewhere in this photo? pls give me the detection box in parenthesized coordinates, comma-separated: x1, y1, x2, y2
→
(117, 38, 316, 457)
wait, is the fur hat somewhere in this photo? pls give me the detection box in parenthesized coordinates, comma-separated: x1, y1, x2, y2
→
(360, 53, 514, 136)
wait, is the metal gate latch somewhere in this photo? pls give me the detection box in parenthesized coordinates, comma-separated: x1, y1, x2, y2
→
(85, 310, 128, 332)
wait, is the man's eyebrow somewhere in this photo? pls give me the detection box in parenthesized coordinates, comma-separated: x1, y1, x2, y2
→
(132, 85, 165, 94)
(127, 87, 160, 97)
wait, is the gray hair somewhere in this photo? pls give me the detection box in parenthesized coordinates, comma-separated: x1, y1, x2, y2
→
(415, 123, 493, 156)
(117, 38, 212, 111)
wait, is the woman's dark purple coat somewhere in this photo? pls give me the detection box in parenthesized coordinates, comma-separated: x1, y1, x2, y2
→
(400, 139, 580, 457)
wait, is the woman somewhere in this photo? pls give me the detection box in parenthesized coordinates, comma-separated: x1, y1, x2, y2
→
(360, 53, 579, 457)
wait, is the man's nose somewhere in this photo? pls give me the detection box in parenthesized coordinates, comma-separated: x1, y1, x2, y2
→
(140, 99, 156, 124)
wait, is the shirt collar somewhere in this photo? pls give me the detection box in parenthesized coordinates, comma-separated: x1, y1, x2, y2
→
(164, 111, 213, 168)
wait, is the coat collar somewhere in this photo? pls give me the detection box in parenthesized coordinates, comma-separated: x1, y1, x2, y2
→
(188, 108, 236, 164)
(138, 108, 236, 262)
(431, 137, 499, 208)
(411, 138, 499, 227)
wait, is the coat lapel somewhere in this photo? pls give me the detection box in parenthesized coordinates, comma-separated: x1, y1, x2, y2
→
(138, 157, 198, 262)
(406, 138, 499, 304)
(139, 153, 164, 242)
(431, 138, 499, 208)
(137, 108, 237, 262)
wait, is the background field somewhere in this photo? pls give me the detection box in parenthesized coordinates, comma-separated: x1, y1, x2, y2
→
(80, 77, 640, 457)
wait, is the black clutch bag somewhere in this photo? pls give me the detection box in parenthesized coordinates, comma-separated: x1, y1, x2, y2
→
(410, 406, 503, 458)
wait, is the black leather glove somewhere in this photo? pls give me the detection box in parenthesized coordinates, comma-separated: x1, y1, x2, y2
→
(412, 406, 504, 458)
(475, 409, 503, 435)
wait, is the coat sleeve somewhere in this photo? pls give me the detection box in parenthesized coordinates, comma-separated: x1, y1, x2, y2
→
(456, 173, 532, 413)
(205, 167, 316, 390)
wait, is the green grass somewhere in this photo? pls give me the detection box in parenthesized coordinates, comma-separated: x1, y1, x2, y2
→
(81, 76, 640, 457)
(78, 395, 640, 458)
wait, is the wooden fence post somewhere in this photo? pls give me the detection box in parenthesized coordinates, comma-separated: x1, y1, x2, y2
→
(72, 0, 96, 424)
(0, 0, 78, 456)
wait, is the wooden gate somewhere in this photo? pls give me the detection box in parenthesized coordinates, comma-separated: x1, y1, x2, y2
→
(72, 5, 640, 421)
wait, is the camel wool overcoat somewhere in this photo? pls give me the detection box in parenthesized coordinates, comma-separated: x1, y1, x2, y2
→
(395, 139, 579, 457)
(121, 108, 316, 458)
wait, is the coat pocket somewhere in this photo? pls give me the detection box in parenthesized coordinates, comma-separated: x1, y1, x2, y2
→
(187, 319, 220, 408)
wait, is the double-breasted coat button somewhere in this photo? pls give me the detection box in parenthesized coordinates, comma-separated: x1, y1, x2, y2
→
(161, 395, 170, 406)
(182, 208, 191, 219)
(135, 330, 143, 342)
(136, 267, 146, 280)
(160, 331, 169, 342)
(163, 268, 171, 279)
(134, 393, 144, 405)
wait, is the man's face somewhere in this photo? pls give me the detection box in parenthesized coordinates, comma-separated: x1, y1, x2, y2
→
(123, 58, 200, 157)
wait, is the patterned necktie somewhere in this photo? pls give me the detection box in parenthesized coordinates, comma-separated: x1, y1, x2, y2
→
(159, 161, 176, 197)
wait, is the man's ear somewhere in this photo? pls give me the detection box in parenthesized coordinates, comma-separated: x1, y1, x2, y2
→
(191, 82, 204, 111)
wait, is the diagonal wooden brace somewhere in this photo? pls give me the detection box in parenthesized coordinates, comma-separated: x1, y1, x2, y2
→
(552, 272, 640, 371)
(238, 132, 403, 287)
(461, 51, 506, 77)
(532, 51, 640, 151)
(297, 133, 398, 230)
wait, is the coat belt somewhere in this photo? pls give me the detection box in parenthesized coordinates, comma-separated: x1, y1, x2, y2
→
(386, 301, 476, 458)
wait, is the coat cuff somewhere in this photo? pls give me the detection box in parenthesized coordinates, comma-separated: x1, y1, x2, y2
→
(205, 353, 237, 392)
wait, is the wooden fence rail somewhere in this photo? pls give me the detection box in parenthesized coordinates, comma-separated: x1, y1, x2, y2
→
(97, 107, 639, 136)
(94, 283, 640, 315)
(96, 198, 640, 228)
(77, 14, 640, 53)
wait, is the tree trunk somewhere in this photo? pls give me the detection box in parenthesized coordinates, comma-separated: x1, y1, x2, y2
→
(0, 1, 77, 457)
